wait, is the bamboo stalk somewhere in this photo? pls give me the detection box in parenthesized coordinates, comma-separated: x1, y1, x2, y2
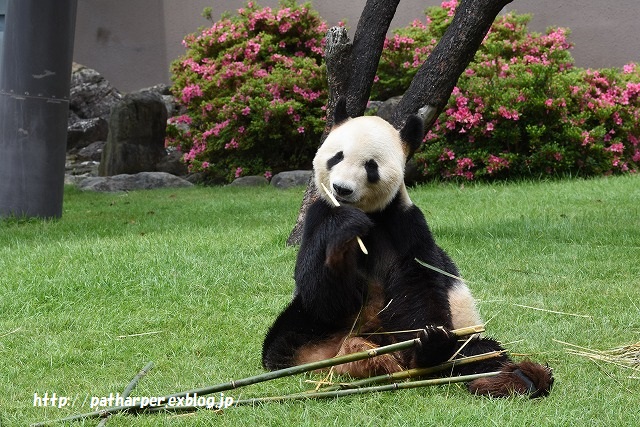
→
(450, 324, 485, 337)
(31, 338, 421, 426)
(122, 361, 155, 397)
(314, 350, 503, 392)
(320, 182, 368, 254)
(142, 371, 501, 415)
(97, 361, 155, 427)
(33, 326, 487, 426)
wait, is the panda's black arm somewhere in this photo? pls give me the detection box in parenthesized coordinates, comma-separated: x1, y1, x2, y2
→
(293, 199, 373, 325)
(370, 198, 460, 330)
(372, 197, 460, 278)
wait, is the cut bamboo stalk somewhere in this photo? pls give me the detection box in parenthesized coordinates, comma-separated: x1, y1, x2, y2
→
(31, 338, 421, 426)
(314, 350, 503, 392)
(122, 361, 155, 399)
(142, 371, 501, 415)
(320, 182, 368, 254)
(97, 361, 154, 427)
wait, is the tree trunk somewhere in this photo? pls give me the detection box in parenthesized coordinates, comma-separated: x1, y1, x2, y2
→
(287, 0, 513, 245)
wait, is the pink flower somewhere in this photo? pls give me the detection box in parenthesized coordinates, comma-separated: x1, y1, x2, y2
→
(264, 170, 273, 180)
(279, 22, 292, 34)
(439, 148, 455, 161)
(612, 112, 623, 126)
(297, 126, 305, 134)
(623, 63, 637, 74)
(225, 138, 239, 150)
(201, 161, 210, 169)
(181, 84, 203, 104)
(486, 154, 510, 174)
(498, 106, 520, 120)
(606, 143, 624, 154)
(253, 69, 268, 78)
(241, 106, 251, 116)
(441, 0, 459, 16)
(235, 167, 243, 178)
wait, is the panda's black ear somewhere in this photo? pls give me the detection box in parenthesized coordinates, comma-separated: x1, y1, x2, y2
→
(332, 97, 350, 127)
(400, 115, 424, 159)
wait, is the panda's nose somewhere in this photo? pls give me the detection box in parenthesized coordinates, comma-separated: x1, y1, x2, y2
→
(333, 183, 353, 197)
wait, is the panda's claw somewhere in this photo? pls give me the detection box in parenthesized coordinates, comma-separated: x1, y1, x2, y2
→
(415, 325, 459, 366)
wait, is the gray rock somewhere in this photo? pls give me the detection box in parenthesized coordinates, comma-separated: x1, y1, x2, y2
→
(69, 63, 122, 121)
(136, 84, 179, 117)
(375, 95, 402, 123)
(228, 175, 269, 187)
(155, 148, 188, 176)
(73, 172, 193, 192)
(65, 159, 100, 176)
(67, 117, 108, 151)
(99, 91, 168, 176)
(365, 100, 384, 116)
(271, 170, 312, 189)
(76, 141, 105, 162)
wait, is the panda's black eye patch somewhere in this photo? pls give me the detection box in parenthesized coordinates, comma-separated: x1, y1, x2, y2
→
(327, 151, 344, 170)
(365, 159, 380, 183)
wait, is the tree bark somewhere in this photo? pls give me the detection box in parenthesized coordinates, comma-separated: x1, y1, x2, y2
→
(287, 0, 513, 245)
(390, 0, 513, 130)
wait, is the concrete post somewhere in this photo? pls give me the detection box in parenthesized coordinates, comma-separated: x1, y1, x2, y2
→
(0, 0, 77, 218)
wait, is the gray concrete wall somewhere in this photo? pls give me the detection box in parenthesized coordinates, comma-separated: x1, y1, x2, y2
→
(72, 1, 640, 92)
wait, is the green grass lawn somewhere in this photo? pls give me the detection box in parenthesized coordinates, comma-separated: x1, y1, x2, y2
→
(1, 175, 639, 426)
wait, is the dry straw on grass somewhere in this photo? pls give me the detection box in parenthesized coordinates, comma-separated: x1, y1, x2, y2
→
(557, 339, 640, 378)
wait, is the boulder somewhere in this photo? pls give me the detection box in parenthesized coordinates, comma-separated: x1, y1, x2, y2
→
(137, 84, 180, 117)
(69, 63, 122, 121)
(270, 170, 312, 189)
(71, 172, 193, 192)
(228, 176, 269, 187)
(155, 148, 188, 176)
(99, 91, 168, 176)
(67, 117, 108, 151)
(375, 95, 402, 123)
(77, 141, 106, 162)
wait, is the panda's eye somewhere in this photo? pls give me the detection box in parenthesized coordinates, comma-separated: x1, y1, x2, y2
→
(327, 151, 344, 170)
(365, 159, 380, 183)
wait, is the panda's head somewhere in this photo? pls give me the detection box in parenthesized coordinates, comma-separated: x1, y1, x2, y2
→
(313, 99, 424, 213)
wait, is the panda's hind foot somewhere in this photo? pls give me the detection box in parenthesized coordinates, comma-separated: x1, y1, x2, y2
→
(468, 360, 554, 398)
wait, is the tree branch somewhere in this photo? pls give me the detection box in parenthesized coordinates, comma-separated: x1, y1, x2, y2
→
(391, 0, 514, 129)
(347, 0, 401, 117)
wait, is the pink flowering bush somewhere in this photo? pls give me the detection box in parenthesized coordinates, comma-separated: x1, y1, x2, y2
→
(373, 1, 640, 180)
(167, 1, 328, 182)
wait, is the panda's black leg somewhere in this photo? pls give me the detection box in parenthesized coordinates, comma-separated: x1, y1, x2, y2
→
(261, 296, 334, 370)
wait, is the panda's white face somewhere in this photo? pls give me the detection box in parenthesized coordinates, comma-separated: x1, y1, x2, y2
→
(313, 116, 409, 213)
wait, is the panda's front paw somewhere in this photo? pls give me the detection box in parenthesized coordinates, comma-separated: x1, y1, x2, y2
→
(325, 206, 372, 270)
(416, 325, 459, 367)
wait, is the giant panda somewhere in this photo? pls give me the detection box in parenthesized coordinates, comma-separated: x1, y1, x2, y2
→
(262, 99, 554, 397)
